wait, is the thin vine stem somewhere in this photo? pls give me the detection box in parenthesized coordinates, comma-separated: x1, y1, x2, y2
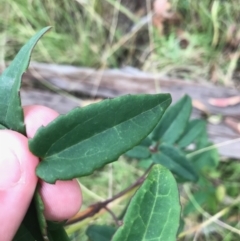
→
(66, 164, 153, 225)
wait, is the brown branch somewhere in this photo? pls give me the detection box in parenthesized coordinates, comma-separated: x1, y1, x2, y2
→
(104, 206, 121, 227)
(65, 164, 153, 226)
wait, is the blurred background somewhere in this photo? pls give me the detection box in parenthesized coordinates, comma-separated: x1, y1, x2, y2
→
(1, 0, 240, 84)
(1, 1, 240, 240)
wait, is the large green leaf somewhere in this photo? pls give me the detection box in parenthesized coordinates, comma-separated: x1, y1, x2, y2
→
(177, 119, 206, 148)
(112, 165, 181, 241)
(152, 95, 192, 143)
(0, 27, 50, 134)
(86, 225, 116, 241)
(152, 144, 198, 182)
(30, 94, 171, 183)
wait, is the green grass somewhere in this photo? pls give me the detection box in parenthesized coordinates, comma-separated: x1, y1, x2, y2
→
(2, 0, 240, 85)
(179, 160, 240, 241)
(143, 0, 240, 85)
(0, 0, 139, 68)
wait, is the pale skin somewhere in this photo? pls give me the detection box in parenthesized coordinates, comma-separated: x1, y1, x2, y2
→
(0, 105, 82, 241)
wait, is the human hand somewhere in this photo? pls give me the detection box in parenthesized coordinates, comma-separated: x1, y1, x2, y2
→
(0, 105, 82, 241)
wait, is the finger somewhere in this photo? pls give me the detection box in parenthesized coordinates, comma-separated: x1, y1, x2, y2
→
(0, 130, 38, 241)
(39, 179, 82, 221)
(23, 105, 59, 139)
(24, 105, 82, 221)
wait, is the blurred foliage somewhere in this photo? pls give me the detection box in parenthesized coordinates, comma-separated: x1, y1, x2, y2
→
(0, 0, 118, 66)
(1, 0, 240, 84)
(144, 0, 240, 84)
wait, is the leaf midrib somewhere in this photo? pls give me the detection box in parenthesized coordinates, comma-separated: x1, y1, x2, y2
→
(141, 171, 161, 240)
(142, 174, 172, 240)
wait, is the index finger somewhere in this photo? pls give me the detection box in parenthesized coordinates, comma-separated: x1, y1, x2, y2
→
(23, 105, 59, 139)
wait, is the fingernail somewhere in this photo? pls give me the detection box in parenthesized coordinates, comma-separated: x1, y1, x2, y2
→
(0, 150, 22, 190)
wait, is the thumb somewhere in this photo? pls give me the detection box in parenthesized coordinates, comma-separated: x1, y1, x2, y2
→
(0, 130, 39, 241)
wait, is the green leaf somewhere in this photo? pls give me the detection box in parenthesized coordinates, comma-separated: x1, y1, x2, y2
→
(195, 130, 210, 149)
(47, 221, 67, 231)
(112, 165, 181, 241)
(139, 137, 152, 147)
(125, 146, 151, 159)
(152, 95, 192, 144)
(13, 200, 44, 241)
(13, 224, 36, 241)
(138, 159, 153, 170)
(0, 27, 51, 134)
(125, 137, 153, 159)
(177, 217, 185, 235)
(152, 144, 198, 182)
(0, 124, 6, 130)
(14, 186, 51, 241)
(177, 119, 206, 148)
(190, 147, 219, 172)
(34, 187, 48, 240)
(29, 94, 171, 183)
(48, 224, 70, 241)
(86, 225, 116, 241)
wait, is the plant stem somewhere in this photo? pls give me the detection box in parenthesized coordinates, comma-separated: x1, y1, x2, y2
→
(104, 206, 122, 226)
(66, 164, 153, 225)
